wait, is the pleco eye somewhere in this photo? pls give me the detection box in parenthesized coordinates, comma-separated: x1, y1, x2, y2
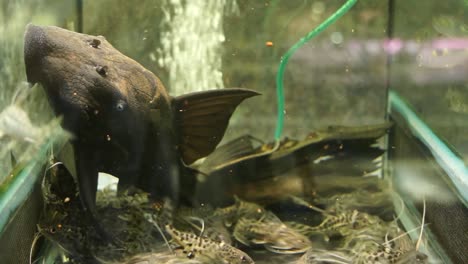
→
(115, 100, 126, 111)
(95, 65, 108, 76)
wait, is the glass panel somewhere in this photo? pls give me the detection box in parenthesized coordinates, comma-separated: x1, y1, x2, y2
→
(390, 0, 468, 161)
(82, 0, 389, 141)
(0, 0, 77, 185)
(7, 0, 468, 263)
(0, 2, 77, 263)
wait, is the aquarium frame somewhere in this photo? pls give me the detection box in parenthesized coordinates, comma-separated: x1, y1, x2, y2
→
(389, 90, 468, 204)
(388, 89, 468, 263)
(0, 142, 51, 233)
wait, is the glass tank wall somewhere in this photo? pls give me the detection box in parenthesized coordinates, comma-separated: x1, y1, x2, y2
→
(0, 0, 466, 264)
(0, 2, 76, 263)
(389, 0, 468, 162)
(0, 0, 76, 184)
(81, 0, 389, 141)
(387, 0, 468, 263)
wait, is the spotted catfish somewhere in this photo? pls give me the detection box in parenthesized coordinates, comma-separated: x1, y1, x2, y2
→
(286, 210, 387, 242)
(164, 224, 255, 264)
(145, 200, 254, 264)
(24, 24, 258, 235)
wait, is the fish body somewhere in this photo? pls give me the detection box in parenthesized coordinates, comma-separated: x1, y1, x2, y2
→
(351, 238, 428, 264)
(145, 199, 254, 264)
(212, 196, 269, 227)
(210, 197, 312, 254)
(296, 248, 353, 264)
(294, 213, 428, 264)
(165, 224, 254, 264)
(195, 123, 391, 205)
(123, 250, 209, 264)
(23, 24, 258, 234)
(314, 190, 392, 214)
(298, 241, 428, 264)
(287, 210, 386, 242)
(233, 216, 312, 254)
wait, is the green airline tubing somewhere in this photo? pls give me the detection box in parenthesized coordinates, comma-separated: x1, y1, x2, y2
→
(274, 0, 358, 140)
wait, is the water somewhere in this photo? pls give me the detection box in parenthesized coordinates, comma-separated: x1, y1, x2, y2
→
(0, 1, 464, 263)
(157, 0, 239, 95)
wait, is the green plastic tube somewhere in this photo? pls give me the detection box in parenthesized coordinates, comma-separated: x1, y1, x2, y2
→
(274, 0, 358, 140)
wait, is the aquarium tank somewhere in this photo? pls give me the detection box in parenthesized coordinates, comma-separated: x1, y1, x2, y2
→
(0, 0, 466, 263)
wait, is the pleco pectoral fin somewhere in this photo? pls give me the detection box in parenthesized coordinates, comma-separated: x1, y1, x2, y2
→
(173, 88, 260, 165)
(75, 146, 98, 212)
(198, 135, 260, 173)
(74, 145, 113, 241)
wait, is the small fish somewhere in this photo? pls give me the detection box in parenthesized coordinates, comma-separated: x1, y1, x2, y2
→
(296, 248, 353, 264)
(216, 197, 267, 220)
(233, 215, 312, 254)
(123, 250, 208, 264)
(287, 210, 386, 242)
(164, 224, 255, 264)
(351, 237, 427, 264)
(338, 219, 428, 264)
(298, 235, 428, 264)
(313, 190, 393, 216)
(211, 197, 312, 254)
(145, 200, 255, 264)
(394, 250, 428, 264)
(293, 193, 429, 264)
(24, 24, 259, 238)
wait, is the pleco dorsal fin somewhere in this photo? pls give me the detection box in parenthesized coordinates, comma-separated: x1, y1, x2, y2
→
(172, 88, 259, 165)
